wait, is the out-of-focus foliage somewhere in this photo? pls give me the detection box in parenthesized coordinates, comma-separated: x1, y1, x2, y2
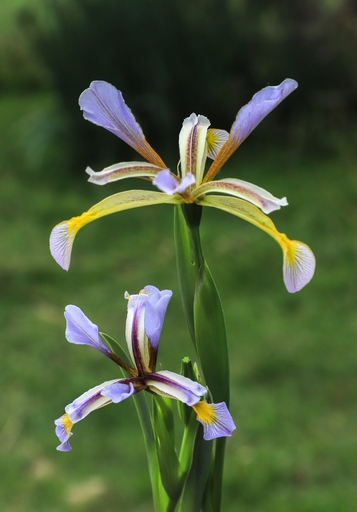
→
(13, 0, 357, 170)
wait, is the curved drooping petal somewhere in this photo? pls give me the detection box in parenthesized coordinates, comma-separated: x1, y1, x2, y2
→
(152, 169, 195, 195)
(55, 414, 73, 452)
(199, 194, 315, 292)
(86, 162, 166, 186)
(179, 114, 210, 185)
(79, 81, 166, 168)
(50, 190, 180, 270)
(147, 370, 207, 406)
(204, 79, 298, 182)
(206, 128, 229, 159)
(140, 286, 173, 349)
(193, 178, 288, 214)
(192, 400, 236, 441)
(55, 380, 134, 451)
(64, 305, 110, 356)
(282, 239, 316, 293)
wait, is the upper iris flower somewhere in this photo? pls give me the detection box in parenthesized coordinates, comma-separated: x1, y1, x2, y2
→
(50, 79, 315, 292)
(55, 285, 236, 451)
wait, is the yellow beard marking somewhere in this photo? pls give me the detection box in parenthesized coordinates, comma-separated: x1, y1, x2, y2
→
(192, 400, 216, 425)
(62, 413, 74, 435)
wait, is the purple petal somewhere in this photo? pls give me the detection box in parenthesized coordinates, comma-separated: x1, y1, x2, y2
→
(230, 79, 298, 147)
(141, 286, 173, 349)
(101, 381, 135, 403)
(64, 305, 110, 356)
(193, 401, 236, 441)
(55, 378, 133, 451)
(147, 370, 207, 406)
(175, 174, 196, 193)
(54, 414, 73, 451)
(79, 81, 165, 167)
(205, 79, 298, 181)
(153, 169, 195, 195)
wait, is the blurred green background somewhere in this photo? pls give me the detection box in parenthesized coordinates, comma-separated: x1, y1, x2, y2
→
(1, 0, 356, 511)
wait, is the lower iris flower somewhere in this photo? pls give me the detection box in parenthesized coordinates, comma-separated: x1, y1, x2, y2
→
(55, 286, 236, 451)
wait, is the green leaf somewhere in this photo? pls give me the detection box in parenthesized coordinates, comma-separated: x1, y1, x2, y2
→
(177, 357, 196, 425)
(194, 261, 229, 404)
(178, 423, 213, 512)
(152, 395, 182, 501)
(174, 204, 203, 344)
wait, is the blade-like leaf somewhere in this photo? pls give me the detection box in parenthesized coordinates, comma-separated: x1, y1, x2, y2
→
(174, 204, 203, 344)
(152, 395, 182, 501)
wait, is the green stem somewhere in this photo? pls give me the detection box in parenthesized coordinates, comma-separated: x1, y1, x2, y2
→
(174, 204, 230, 511)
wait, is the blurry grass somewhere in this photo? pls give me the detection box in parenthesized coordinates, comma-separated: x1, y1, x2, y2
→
(0, 91, 356, 512)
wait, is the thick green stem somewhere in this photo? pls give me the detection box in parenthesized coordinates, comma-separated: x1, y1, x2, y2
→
(174, 204, 230, 511)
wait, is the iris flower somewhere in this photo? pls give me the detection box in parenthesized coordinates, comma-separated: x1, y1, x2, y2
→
(55, 286, 235, 451)
(50, 79, 315, 292)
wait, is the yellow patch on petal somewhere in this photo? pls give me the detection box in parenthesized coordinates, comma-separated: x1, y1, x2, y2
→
(62, 413, 74, 436)
(279, 235, 316, 293)
(192, 400, 217, 425)
(206, 129, 229, 160)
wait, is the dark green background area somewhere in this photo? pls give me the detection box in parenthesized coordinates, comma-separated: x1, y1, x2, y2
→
(0, 1, 356, 511)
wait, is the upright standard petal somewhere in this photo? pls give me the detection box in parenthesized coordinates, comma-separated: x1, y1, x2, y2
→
(200, 194, 315, 292)
(147, 370, 207, 406)
(49, 190, 181, 270)
(204, 79, 298, 182)
(192, 401, 236, 441)
(125, 293, 150, 373)
(86, 161, 166, 186)
(79, 81, 166, 168)
(193, 178, 288, 214)
(140, 286, 173, 349)
(64, 305, 110, 355)
(179, 114, 210, 185)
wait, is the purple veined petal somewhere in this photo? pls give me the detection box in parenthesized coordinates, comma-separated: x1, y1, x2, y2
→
(125, 293, 150, 373)
(64, 305, 110, 356)
(86, 162, 166, 186)
(152, 169, 195, 195)
(192, 400, 236, 441)
(204, 79, 298, 182)
(65, 380, 120, 423)
(193, 178, 288, 214)
(49, 190, 181, 270)
(55, 378, 133, 451)
(179, 113, 210, 185)
(141, 287, 173, 350)
(206, 129, 229, 159)
(79, 81, 166, 168)
(101, 381, 135, 403)
(282, 239, 316, 293)
(147, 370, 207, 406)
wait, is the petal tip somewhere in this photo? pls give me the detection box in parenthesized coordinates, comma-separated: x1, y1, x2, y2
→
(283, 241, 316, 293)
(49, 222, 74, 270)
